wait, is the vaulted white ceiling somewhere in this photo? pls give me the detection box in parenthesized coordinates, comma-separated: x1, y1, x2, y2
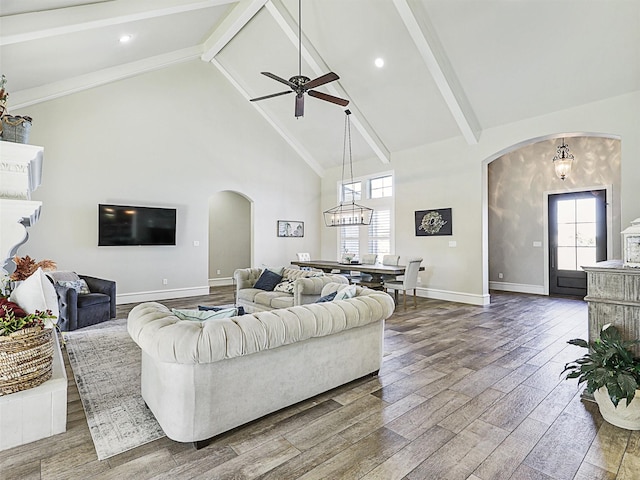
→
(1, 0, 639, 175)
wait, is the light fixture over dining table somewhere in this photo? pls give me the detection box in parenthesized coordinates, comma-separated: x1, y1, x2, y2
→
(323, 110, 374, 227)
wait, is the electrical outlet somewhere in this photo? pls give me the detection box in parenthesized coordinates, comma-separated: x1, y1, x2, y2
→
(193, 240, 200, 247)
(498, 273, 503, 279)
(162, 278, 168, 285)
(216, 269, 221, 275)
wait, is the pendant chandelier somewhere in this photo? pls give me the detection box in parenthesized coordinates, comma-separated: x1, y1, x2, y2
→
(323, 110, 373, 227)
(552, 138, 575, 181)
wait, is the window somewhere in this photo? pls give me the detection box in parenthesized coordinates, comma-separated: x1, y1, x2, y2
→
(340, 225, 360, 259)
(370, 176, 392, 198)
(368, 209, 391, 255)
(341, 182, 361, 202)
(557, 197, 597, 270)
(338, 173, 394, 259)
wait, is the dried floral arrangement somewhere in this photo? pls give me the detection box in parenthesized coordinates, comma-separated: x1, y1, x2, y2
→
(9, 255, 57, 282)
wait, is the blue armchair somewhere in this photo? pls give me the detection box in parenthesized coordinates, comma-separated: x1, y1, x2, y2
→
(47, 272, 116, 331)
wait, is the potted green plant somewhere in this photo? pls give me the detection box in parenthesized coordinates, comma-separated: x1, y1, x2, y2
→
(562, 323, 640, 430)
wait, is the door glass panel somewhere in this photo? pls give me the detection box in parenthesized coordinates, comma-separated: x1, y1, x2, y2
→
(576, 198, 596, 223)
(558, 224, 576, 247)
(558, 247, 577, 270)
(577, 247, 597, 267)
(557, 200, 576, 223)
(576, 223, 596, 247)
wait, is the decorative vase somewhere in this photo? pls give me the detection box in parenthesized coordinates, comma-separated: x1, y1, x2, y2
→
(0, 326, 53, 396)
(593, 386, 640, 430)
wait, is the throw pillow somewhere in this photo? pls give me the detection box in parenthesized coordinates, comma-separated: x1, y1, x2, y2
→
(334, 285, 357, 301)
(0, 297, 27, 318)
(315, 291, 337, 303)
(46, 270, 81, 283)
(264, 265, 285, 276)
(198, 305, 245, 315)
(9, 267, 59, 325)
(57, 279, 91, 294)
(253, 269, 283, 291)
(172, 307, 237, 321)
(274, 279, 295, 294)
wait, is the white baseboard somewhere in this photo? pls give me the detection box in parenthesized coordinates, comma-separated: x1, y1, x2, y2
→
(489, 281, 545, 295)
(209, 277, 233, 287)
(116, 286, 210, 305)
(415, 286, 490, 306)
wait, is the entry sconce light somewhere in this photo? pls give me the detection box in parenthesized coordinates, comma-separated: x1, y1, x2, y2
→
(552, 138, 574, 181)
(323, 110, 374, 227)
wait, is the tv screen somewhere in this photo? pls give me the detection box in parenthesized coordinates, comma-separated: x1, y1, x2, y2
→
(98, 204, 176, 246)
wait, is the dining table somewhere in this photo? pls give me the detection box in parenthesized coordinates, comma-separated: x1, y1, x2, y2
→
(291, 259, 423, 287)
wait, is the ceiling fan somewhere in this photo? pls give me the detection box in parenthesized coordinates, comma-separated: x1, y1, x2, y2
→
(249, 0, 349, 118)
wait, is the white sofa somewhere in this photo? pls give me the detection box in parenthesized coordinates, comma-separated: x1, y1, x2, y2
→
(127, 283, 394, 446)
(233, 267, 348, 313)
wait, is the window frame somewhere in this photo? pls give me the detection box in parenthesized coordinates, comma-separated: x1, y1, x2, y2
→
(336, 171, 394, 259)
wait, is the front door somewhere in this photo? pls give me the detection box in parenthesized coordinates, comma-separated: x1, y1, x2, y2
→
(548, 190, 607, 298)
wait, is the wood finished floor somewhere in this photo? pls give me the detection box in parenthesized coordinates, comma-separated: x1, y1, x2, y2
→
(1, 288, 639, 480)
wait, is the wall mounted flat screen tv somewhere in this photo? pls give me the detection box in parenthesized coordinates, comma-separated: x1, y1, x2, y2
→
(98, 204, 177, 246)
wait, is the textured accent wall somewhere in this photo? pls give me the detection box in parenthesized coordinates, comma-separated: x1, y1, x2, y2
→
(488, 136, 621, 288)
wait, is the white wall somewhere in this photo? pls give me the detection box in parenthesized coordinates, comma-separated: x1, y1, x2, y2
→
(321, 92, 640, 305)
(20, 60, 321, 303)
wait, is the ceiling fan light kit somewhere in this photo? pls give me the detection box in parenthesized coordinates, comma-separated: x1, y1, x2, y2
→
(249, 0, 349, 117)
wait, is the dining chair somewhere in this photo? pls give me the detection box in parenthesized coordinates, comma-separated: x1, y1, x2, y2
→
(361, 254, 377, 265)
(383, 257, 423, 309)
(382, 255, 400, 266)
(349, 253, 378, 285)
(296, 252, 312, 270)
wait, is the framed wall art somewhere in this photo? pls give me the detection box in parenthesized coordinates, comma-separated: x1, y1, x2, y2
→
(415, 208, 452, 236)
(277, 220, 304, 237)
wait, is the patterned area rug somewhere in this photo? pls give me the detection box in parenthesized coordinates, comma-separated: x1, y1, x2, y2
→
(64, 319, 165, 460)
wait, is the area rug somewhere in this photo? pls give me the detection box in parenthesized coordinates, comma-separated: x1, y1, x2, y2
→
(64, 319, 166, 460)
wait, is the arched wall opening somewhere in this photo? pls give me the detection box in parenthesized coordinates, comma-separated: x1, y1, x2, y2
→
(481, 132, 621, 300)
(208, 190, 253, 287)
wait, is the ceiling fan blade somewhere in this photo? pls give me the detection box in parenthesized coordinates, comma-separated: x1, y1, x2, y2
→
(304, 72, 339, 90)
(307, 90, 349, 107)
(261, 72, 296, 89)
(295, 94, 304, 117)
(250, 90, 293, 102)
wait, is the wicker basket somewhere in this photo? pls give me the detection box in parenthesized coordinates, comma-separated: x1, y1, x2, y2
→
(0, 327, 53, 396)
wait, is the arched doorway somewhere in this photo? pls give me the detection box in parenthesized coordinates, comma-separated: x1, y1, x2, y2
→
(482, 133, 621, 300)
(208, 191, 252, 287)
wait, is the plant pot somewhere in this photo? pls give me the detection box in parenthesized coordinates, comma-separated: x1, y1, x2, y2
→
(593, 386, 640, 430)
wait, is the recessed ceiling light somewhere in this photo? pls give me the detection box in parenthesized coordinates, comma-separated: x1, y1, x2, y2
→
(119, 34, 132, 44)
(374, 58, 384, 68)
